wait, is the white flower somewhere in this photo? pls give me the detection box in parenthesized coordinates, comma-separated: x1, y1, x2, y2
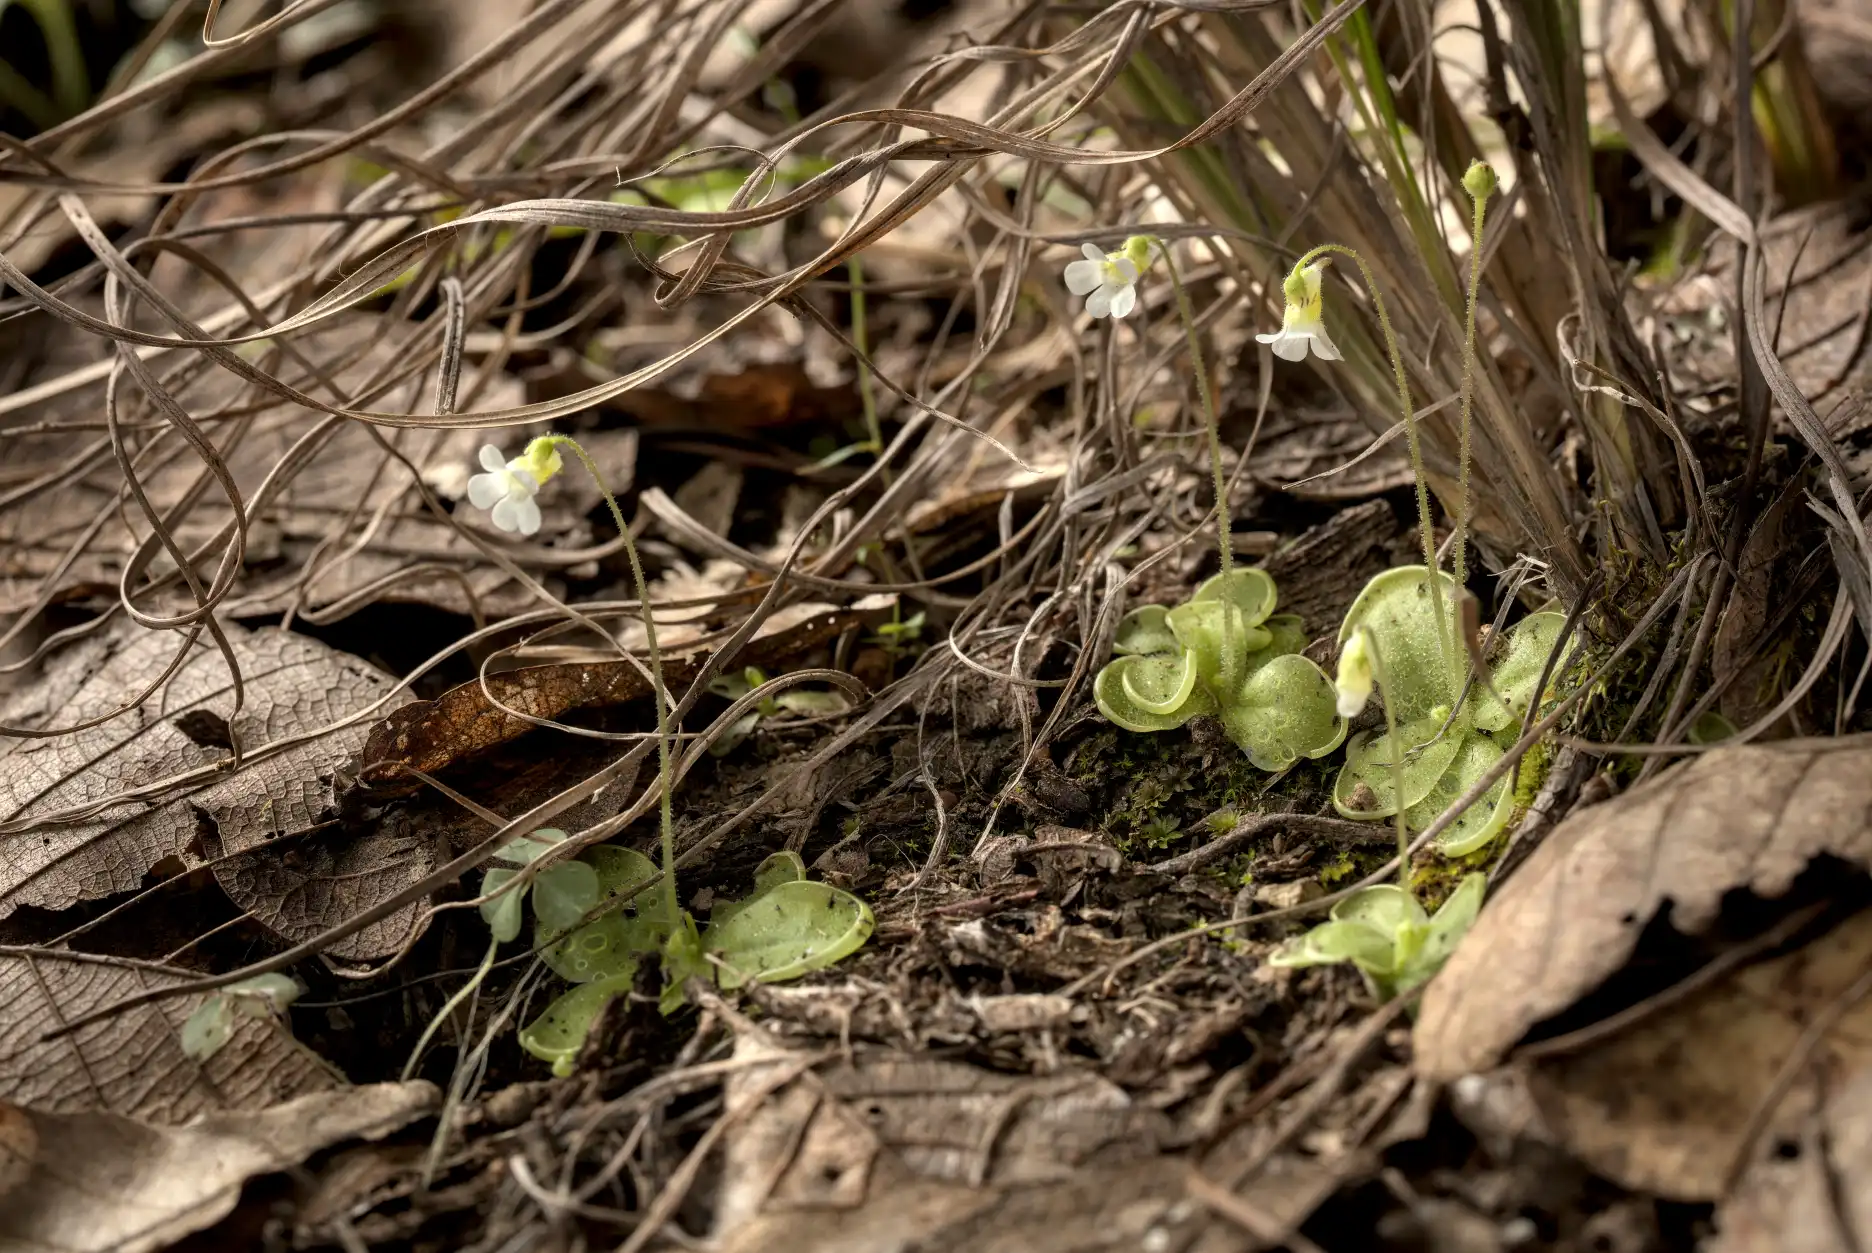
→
(1335, 630, 1374, 719)
(1063, 242, 1141, 319)
(468, 443, 546, 535)
(1257, 261, 1341, 362)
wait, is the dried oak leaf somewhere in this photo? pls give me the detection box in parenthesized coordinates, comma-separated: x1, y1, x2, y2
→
(0, 952, 333, 1122)
(0, 1081, 436, 1253)
(1524, 910, 1872, 1200)
(0, 619, 404, 934)
(1416, 736, 1872, 1081)
(358, 602, 883, 787)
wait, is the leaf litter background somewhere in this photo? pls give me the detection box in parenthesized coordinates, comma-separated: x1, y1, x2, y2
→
(1, 0, 1872, 1250)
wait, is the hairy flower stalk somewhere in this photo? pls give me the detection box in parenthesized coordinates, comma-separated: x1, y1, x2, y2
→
(1266, 244, 1452, 676)
(515, 435, 681, 923)
(1453, 161, 1497, 588)
(1340, 626, 1409, 887)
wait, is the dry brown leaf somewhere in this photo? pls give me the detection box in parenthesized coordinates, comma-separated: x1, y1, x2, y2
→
(0, 619, 402, 930)
(1416, 736, 1872, 1081)
(0, 1081, 436, 1253)
(0, 952, 335, 1121)
(1522, 910, 1872, 1199)
(357, 601, 884, 789)
(713, 1034, 1181, 1253)
(1710, 1060, 1872, 1253)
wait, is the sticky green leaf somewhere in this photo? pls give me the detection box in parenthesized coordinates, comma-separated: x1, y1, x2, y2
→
(1094, 653, 1216, 732)
(499, 830, 568, 867)
(774, 689, 850, 716)
(704, 880, 875, 991)
(587, 846, 659, 900)
(659, 913, 711, 1015)
(710, 850, 808, 930)
(1471, 610, 1569, 733)
(1406, 733, 1515, 856)
(1689, 711, 1737, 744)
(481, 868, 524, 943)
(1256, 613, 1310, 660)
(180, 996, 237, 1062)
(1121, 648, 1203, 716)
(1414, 873, 1487, 984)
(539, 912, 638, 983)
(532, 861, 602, 936)
(1268, 919, 1395, 973)
(1338, 566, 1462, 725)
(1333, 709, 1469, 818)
(1219, 653, 1347, 771)
(1331, 883, 1428, 934)
(1191, 567, 1278, 626)
(1167, 599, 1273, 691)
(1113, 605, 1178, 656)
(520, 969, 637, 1077)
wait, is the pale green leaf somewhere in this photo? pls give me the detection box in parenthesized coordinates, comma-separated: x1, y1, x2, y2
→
(1471, 611, 1569, 733)
(225, 973, 301, 1014)
(587, 845, 659, 900)
(1121, 649, 1203, 716)
(773, 689, 850, 716)
(1330, 883, 1428, 934)
(520, 970, 637, 1077)
(539, 912, 639, 983)
(703, 880, 875, 991)
(1333, 709, 1469, 818)
(1113, 604, 1178, 655)
(1094, 654, 1216, 732)
(1268, 920, 1395, 973)
(1256, 613, 1310, 660)
(481, 867, 524, 943)
(710, 850, 808, 930)
(532, 861, 602, 936)
(1338, 566, 1462, 724)
(1219, 653, 1347, 771)
(179, 996, 237, 1062)
(1396, 873, 1487, 994)
(1191, 567, 1278, 626)
(1167, 599, 1273, 691)
(1405, 733, 1515, 855)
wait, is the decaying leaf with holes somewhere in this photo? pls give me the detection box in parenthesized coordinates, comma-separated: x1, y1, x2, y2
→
(354, 600, 890, 791)
(0, 952, 336, 1121)
(1416, 738, 1872, 1210)
(0, 620, 405, 937)
(1514, 910, 1872, 1202)
(1417, 736, 1872, 1079)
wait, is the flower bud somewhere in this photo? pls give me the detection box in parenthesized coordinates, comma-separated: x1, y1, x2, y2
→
(518, 436, 565, 486)
(1335, 630, 1374, 719)
(1462, 160, 1497, 203)
(1282, 267, 1312, 309)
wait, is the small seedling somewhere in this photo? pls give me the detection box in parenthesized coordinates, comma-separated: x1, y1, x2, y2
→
(455, 437, 876, 1076)
(490, 844, 874, 1075)
(1331, 567, 1570, 855)
(706, 666, 851, 756)
(1094, 568, 1345, 771)
(181, 973, 304, 1062)
(1268, 874, 1486, 1002)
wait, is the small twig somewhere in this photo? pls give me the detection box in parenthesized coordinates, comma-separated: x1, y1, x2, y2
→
(1148, 813, 1387, 876)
